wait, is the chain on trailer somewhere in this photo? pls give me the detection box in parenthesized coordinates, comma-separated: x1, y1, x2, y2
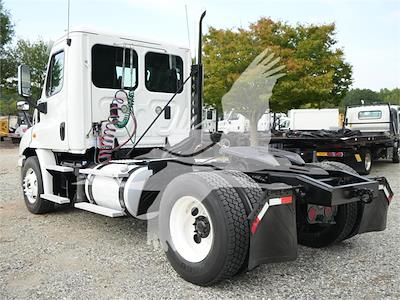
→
(98, 47, 137, 163)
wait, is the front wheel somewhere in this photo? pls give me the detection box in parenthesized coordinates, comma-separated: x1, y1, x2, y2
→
(21, 156, 54, 214)
(158, 171, 249, 286)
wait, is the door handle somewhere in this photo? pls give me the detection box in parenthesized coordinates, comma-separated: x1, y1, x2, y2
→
(60, 122, 65, 141)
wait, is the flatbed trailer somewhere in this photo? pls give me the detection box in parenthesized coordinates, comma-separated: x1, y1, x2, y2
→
(270, 128, 399, 174)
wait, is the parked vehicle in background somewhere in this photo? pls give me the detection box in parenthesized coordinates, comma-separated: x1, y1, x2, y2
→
(0, 113, 30, 143)
(218, 110, 249, 133)
(287, 108, 340, 130)
(271, 104, 400, 174)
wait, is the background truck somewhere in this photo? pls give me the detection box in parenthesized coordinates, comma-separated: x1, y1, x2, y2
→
(0, 112, 30, 143)
(271, 104, 400, 174)
(16, 12, 393, 286)
(287, 108, 340, 130)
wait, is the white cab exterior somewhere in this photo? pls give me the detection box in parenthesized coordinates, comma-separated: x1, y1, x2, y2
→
(21, 28, 192, 155)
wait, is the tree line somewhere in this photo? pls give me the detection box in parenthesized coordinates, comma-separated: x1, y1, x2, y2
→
(0, 0, 50, 115)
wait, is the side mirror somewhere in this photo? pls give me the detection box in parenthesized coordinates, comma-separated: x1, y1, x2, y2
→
(16, 101, 30, 111)
(18, 65, 32, 98)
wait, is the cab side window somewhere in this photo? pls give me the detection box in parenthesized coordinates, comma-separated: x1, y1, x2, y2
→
(46, 51, 65, 97)
(145, 52, 183, 93)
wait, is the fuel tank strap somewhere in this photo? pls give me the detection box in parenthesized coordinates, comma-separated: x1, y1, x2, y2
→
(118, 167, 141, 212)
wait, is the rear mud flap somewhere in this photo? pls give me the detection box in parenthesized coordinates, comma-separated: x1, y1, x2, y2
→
(247, 186, 298, 270)
(357, 177, 393, 234)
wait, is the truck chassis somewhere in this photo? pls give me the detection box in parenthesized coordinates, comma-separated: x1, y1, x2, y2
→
(16, 12, 394, 286)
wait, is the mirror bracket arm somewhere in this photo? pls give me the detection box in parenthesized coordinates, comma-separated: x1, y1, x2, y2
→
(36, 102, 47, 114)
(22, 97, 47, 114)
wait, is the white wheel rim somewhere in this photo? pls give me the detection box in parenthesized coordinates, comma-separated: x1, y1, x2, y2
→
(219, 138, 231, 148)
(169, 196, 213, 263)
(365, 152, 372, 171)
(23, 168, 38, 204)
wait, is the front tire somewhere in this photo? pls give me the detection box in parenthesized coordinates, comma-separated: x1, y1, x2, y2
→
(21, 156, 54, 214)
(159, 171, 249, 286)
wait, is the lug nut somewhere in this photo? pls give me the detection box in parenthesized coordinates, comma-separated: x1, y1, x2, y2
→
(191, 207, 199, 216)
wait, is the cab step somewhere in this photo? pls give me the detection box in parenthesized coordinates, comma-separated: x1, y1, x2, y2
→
(46, 165, 74, 173)
(74, 202, 126, 217)
(40, 194, 70, 204)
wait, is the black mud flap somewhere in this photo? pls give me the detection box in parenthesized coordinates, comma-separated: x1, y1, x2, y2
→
(247, 183, 298, 270)
(357, 177, 393, 234)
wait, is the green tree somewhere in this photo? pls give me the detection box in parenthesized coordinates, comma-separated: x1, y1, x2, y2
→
(379, 88, 400, 105)
(0, 0, 14, 52)
(1, 39, 50, 115)
(0, 0, 14, 103)
(203, 18, 353, 113)
(15, 39, 51, 98)
(342, 88, 382, 107)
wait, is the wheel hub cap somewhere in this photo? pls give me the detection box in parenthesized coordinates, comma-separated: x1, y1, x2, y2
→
(23, 168, 38, 204)
(193, 215, 211, 239)
(169, 196, 214, 263)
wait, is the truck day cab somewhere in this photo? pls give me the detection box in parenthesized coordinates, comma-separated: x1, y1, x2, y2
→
(16, 13, 394, 286)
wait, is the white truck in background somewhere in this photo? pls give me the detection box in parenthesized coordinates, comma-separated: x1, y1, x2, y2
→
(271, 104, 400, 174)
(219, 108, 339, 134)
(288, 108, 340, 130)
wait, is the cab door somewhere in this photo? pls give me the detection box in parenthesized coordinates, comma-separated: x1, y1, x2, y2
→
(32, 43, 69, 150)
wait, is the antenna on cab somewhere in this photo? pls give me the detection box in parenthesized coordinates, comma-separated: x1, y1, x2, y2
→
(185, 4, 191, 51)
(66, 0, 71, 46)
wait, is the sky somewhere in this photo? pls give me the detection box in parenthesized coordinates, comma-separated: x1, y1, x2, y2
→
(4, 0, 400, 91)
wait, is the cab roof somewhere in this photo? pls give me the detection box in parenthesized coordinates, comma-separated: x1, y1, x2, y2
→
(54, 27, 190, 51)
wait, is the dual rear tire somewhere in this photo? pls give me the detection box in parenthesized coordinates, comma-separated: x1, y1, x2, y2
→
(158, 171, 260, 286)
(298, 161, 360, 248)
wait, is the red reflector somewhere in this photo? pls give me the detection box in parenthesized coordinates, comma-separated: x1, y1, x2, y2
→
(327, 152, 344, 157)
(251, 217, 260, 234)
(308, 207, 317, 221)
(388, 194, 393, 203)
(281, 196, 292, 204)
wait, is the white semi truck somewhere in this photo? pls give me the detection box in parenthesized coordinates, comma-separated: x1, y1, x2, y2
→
(16, 13, 393, 286)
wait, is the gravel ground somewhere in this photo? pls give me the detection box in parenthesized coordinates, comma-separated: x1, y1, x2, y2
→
(0, 140, 399, 299)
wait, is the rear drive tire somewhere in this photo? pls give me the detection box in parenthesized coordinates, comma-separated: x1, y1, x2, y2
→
(310, 161, 363, 240)
(221, 170, 262, 212)
(159, 171, 249, 286)
(21, 156, 54, 214)
(300, 161, 359, 247)
(309, 161, 357, 174)
(297, 202, 358, 248)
